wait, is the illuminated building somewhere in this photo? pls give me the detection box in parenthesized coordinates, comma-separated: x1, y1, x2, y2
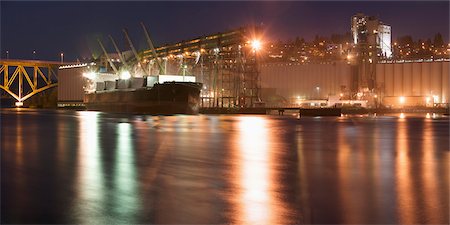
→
(351, 13, 392, 59)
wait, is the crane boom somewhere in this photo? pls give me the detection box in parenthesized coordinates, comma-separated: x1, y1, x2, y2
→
(140, 22, 164, 74)
(122, 28, 147, 75)
(108, 35, 129, 69)
(97, 39, 118, 74)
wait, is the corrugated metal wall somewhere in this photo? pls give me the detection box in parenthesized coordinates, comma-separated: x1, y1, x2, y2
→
(376, 61, 449, 104)
(57, 67, 85, 102)
(261, 61, 448, 106)
(260, 62, 352, 100)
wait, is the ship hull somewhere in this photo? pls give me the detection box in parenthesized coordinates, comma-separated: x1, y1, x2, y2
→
(84, 82, 202, 115)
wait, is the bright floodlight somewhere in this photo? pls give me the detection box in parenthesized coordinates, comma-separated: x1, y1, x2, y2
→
(433, 95, 439, 103)
(251, 40, 262, 51)
(83, 71, 96, 80)
(399, 96, 405, 104)
(120, 70, 131, 80)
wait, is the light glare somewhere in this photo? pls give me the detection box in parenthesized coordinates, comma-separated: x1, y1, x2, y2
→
(251, 40, 262, 51)
(120, 71, 131, 80)
(83, 71, 96, 80)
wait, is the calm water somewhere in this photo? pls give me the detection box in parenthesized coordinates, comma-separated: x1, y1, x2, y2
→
(1, 109, 449, 224)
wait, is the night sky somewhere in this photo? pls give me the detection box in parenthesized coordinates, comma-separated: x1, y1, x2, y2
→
(1, 1, 448, 62)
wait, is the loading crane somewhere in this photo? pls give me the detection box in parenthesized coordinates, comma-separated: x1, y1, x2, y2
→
(97, 39, 118, 74)
(140, 22, 165, 74)
(122, 28, 147, 75)
(108, 35, 129, 69)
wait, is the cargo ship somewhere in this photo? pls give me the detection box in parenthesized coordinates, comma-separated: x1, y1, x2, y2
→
(84, 74, 202, 115)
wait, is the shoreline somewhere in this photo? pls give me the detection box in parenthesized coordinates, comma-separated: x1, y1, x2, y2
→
(2, 106, 449, 116)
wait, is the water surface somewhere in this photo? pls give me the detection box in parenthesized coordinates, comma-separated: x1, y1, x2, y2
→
(1, 109, 449, 224)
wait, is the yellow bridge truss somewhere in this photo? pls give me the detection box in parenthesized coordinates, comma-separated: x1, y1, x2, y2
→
(0, 60, 60, 103)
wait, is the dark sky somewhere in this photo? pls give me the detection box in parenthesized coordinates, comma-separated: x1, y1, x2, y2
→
(1, 1, 449, 61)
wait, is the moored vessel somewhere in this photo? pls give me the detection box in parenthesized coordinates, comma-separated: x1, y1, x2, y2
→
(84, 74, 202, 115)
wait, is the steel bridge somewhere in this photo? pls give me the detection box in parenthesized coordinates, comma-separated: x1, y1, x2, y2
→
(0, 59, 60, 105)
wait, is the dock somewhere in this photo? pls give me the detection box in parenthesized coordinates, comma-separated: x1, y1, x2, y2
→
(200, 107, 342, 116)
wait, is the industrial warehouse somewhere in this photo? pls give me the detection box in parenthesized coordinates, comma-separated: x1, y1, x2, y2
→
(260, 59, 449, 108)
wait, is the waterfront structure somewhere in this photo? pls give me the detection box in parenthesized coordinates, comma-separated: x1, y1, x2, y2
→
(259, 60, 449, 108)
(351, 13, 392, 59)
(375, 60, 449, 107)
(350, 13, 393, 94)
(55, 26, 264, 109)
(57, 64, 87, 107)
(260, 62, 352, 106)
(140, 26, 263, 108)
(90, 26, 263, 108)
(4, 19, 448, 110)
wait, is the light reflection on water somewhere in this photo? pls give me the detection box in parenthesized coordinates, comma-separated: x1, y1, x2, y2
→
(1, 110, 449, 224)
(234, 117, 271, 224)
(396, 117, 415, 224)
(75, 111, 105, 224)
(113, 122, 140, 223)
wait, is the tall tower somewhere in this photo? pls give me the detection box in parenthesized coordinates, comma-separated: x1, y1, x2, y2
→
(377, 24, 392, 58)
(351, 13, 392, 95)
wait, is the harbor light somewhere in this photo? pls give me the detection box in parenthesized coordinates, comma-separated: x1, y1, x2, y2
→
(83, 71, 96, 80)
(251, 39, 262, 51)
(433, 95, 439, 103)
(399, 96, 405, 104)
(120, 70, 131, 80)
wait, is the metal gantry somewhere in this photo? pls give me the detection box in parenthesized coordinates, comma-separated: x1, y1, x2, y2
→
(139, 26, 263, 108)
(0, 60, 59, 104)
(96, 25, 263, 108)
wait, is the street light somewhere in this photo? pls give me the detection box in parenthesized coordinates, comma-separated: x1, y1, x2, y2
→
(316, 86, 320, 99)
(374, 94, 378, 108)
(6, 50, 9, 59)
(60, 52, 64, 63)
(251, 39, 262, 52)
(120, 70, 131, 80)
(399, 96, 405, 105)
(83, 71, 96, 80)
(432, 95, 439, 103)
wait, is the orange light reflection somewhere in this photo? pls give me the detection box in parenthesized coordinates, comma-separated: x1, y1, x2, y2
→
(395, 118, 416, 224)
(237, 117, 271, 224)
(232, 116, 286, 225)
(421, 119, 443, 223)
